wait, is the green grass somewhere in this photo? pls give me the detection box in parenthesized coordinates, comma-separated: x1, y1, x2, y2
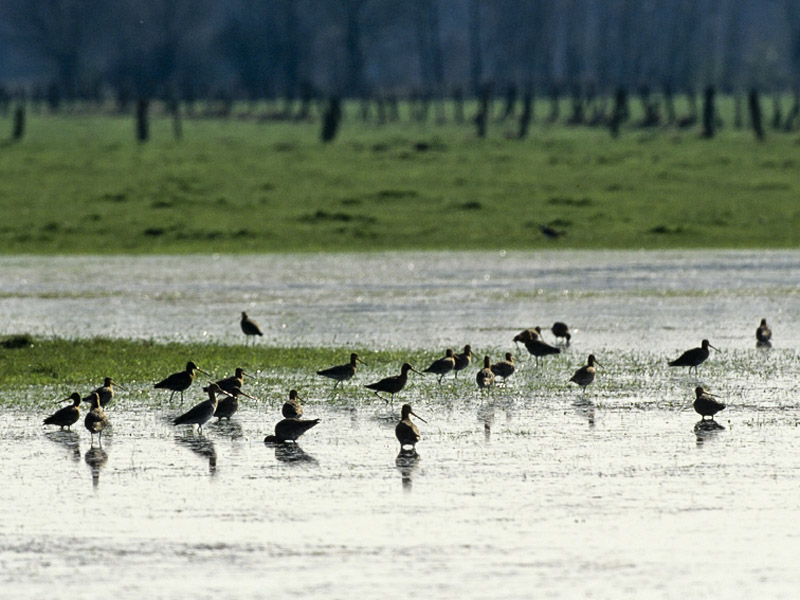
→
(1, 99, 799, 253)
(0, 336, 435, 389)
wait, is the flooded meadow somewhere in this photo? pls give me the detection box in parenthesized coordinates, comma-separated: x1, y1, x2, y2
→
(2, 250, 800, 598)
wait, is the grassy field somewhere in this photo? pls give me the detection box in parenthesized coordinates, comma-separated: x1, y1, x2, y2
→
(0, 335, 435, 391)
(1, 100, 799, 253)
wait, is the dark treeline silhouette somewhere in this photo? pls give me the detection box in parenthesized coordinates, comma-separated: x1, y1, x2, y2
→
(1, 0, 800, 141)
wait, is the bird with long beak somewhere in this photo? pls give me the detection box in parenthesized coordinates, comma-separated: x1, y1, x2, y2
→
(317, 353, 366, 389)
(173, 383, 233, 432)
(395, 404, 427, 450)
(43, 392, 83, 430)
(93, 377, 124, 408)
(570, 354, 601, 392)
(668, 339, 718, 374)
(211, 384, 257, 421)
(691, 386, 726, 420)
(84, 392, 109, 446)
(365, 363, 421, 402)
(155, 361, 211, 403)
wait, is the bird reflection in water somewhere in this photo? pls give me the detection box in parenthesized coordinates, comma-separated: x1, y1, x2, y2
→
(175, 432, 217, 475)
(84, 446, 108, 489)
(395, 449, 419, 491)
(45, 430, 81, 462)
(211, 418, 243, 440)
(573, 398, 596, 428)
(694, 419, 725, 447)
(267, 441, 318, 465)
(477, 402, 495, 442)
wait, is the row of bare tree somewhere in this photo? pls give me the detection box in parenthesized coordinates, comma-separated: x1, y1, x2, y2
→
(2, 0, 800, 107)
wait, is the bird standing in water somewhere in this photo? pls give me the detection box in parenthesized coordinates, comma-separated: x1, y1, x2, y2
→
(154, 361, 210, 403)
(317, 353, 364, 389)
(452, 345, 472, 378)
(395, 404, 427, 450)
(490, 353, 515, 384)
(84, 392, 109, 446)
(551, 322, 571, 344)
(756, 319, 772, 348)
(43, 393, 82, 430)
(240, 311, 264, 345)
(668, 339, 718, 374)
(476, 355, 495, 389)
(570, 354, 601, 392)
(423, 349, 456, 383)
(173, 383, 232, 432)
(692, 386, 726, 420)
(365, 363, 420, 402)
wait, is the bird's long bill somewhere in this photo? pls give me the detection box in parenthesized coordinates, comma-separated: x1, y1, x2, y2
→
(709, 344, 720, 352)
(594, 360, 603, 369)
(356, 357, 367, 365)
(55, 399, 68, 404)
(238, 391, 257, 400)
(110, 379, 125, 389)
(242, 371, 256, 379)
(411, 410, 428, 423)
(410, 366, 423, 375)
(197, 367, 212, 376)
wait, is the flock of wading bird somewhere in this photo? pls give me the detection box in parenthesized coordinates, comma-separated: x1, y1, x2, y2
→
(42, 311, 775, 453)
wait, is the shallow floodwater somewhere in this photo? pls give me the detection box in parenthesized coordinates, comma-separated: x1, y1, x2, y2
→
(2, 251, 800, 599)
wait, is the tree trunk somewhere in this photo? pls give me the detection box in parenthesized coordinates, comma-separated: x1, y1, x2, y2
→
(749, 88, 764, 141)
(136, 99, 149, 142)
(701, 86, 715, 138)
(12, 105, 25, 140)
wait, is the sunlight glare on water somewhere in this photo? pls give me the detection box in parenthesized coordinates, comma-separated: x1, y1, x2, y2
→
(2, 251, 800, 598)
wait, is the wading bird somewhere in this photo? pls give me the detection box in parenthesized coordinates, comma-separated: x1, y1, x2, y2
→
(173, 383, 232, 432)
(423, 348, 456, 383)
(240, 311, 263, 344)
(668, 339, 718, 374)
(756, 319, 772, 348)
(395, 404, 427, 450)
(212, 385, 256, 421)
(93, 377, 123, 408)
(264, 417, 320, 444)
(84, 392, 109, 446)
(523, 335, 561, 366)
(570, 354, 601, 392)
(317, 353, 365, 389)
(452, 345, 472, 378)
(476, 355, 495, 389)
(365, 363, 420, 402)
(551, 322, 572, 344)
(215, 367, 252, 395)
(490, 353, 515, 383)
(43, 392, 82, 430)
(154, 361, 210, 403)
(692, 386, 726, 420)
(282, 389, 304, 419)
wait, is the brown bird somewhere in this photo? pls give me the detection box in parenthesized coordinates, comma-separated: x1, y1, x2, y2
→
(43, 392, 82, 430)
(756, 318, 772, 348)
(452, 344, 472, 378)
(317, 353, 365, 389)
(174, 383, 232, 431)
(282, 389, 304, 419)
(551, 321, 572, 344)
(524, 335, 561, 366)
(154, 361, 210, 403)
(395, 403, 427, 450)
(240, 311, 264, 344)
(93, 377, 123, 408)
(570, 354, 601, 392)
(693, 386, 726, 420)
(215, 367, 252, 395)
(212, 385, 256, 420)
(423, 348, 456, 383)
(491, 353, 515, 383)
(476, 355, 495, 389)
(513, 327, 542, 348)
(365, 363, 420, 402)
(668, 339, 718, 374)
(264, 417, 320, 444)
(84, 392, 109, 446)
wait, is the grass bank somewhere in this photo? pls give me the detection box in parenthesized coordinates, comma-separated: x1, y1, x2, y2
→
(1, 106, 799, 253)
(0, 335, 434, 389)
